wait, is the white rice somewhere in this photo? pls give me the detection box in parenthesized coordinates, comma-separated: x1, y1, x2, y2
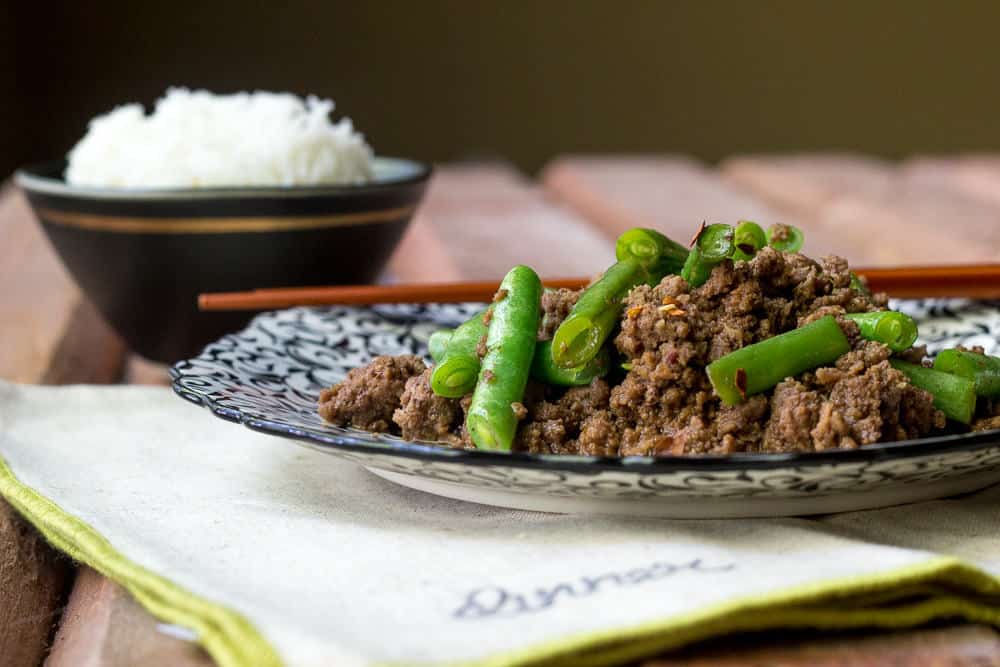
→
(65, 88, 374, 188)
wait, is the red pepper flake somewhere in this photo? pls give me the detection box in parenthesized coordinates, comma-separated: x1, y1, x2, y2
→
(660, 296, 676, 305)
(734, 368, 748, 400)
(667, 308, 687, 317)
(626, 305, 643, 319)
(689, 220, 707, 248)
(483, 369, 496, 383)
(482, 308, 493, 326)
(492, 289, 508, 303)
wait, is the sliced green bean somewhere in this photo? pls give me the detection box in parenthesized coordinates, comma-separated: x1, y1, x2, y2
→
(680, 224, 734, 287)
(844, 311, 918, 353)
(644, 253, 688, 285)
(766, 223, 804, 253)
(467, 266, 542, 451)
(551, 259, 645, 369)
(615, 228, 689, 271)
(707, 315, 851, 405)
(731, 220, 767, 261)
(889, 359, 976, 424)
(428, 329, 453, 363)
(933, 349, 1000, 397)
(531, 341, 609, 386)
(430, 309, 488, 398)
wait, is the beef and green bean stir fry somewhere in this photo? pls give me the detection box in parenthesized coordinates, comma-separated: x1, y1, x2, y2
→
(319, 223, 1000, 455)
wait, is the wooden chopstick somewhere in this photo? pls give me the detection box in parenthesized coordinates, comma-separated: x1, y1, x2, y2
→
(198, 265, 1000, 311)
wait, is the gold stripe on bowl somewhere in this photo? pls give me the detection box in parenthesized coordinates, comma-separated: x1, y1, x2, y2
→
(37, 205, 416, 234)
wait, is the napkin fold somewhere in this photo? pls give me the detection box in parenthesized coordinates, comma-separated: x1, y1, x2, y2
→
(0, 380, 997, 667)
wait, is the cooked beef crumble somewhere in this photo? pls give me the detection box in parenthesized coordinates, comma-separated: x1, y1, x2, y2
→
(319, 248, 962, 455)
(318, 355, 425, 432)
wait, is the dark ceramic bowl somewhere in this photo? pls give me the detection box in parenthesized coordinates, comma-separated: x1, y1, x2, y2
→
(16, 157, 430, 363)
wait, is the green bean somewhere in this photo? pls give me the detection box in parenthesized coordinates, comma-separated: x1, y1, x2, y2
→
(428, 329, 453, 363)
(430, 310, 489, 398)
(889, 359, 976, 424)
(933, 349, 1000, 397)
(766, 223, 804, 253)
(615, 228, 689, 272)
(707, 315, 851, 405)
(466, 266, 542, 451)
(731, 220, 767, 261)
(531, 341, 609, 386)
(551, 259, 646, 368)
(644, 253, 688, 285)
(680, 223, 734, 287)
(844, 311, 918, 353)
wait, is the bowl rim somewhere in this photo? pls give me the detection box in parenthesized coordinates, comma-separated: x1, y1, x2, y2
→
(15, 156, 432, 201)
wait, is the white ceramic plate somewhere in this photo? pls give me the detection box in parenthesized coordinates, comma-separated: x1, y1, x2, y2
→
(171, 300, 1000, 518)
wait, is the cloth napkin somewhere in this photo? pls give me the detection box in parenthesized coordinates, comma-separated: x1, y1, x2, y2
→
(0, 381, 997, 667)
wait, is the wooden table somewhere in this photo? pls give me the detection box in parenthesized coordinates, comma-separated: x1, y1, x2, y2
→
(2, 155, 999, 666)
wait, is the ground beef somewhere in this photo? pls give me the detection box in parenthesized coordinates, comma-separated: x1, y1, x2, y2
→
(516, 379, 618, 455)
(538, 288, 580, 341)
(319, 247, 961, 455)
(393, 369, 465, 446)
(318, 355, 426, 432)
(761, 343, 944, 452)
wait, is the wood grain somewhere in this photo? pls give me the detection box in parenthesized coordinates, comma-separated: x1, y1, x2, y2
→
(395, 163, 614, 280)
(0, 501, 72, 667)
(45, 567, 212, 667)
(122, 355, 170, 387)
(720, 154, 1000, 265)
(542, 155, 865, 261)
(899, 155, 1000, 209)
(720, 153, 894, 218)
(387, 212, 464, 283)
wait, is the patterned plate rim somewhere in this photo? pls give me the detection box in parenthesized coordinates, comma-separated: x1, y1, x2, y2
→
(170, 305, 1000, 474)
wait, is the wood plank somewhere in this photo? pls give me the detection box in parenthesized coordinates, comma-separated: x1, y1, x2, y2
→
(542, 155, 775, 237)
(392, 163, 614, 282)
(720, 153, 894, 218)
(45, 567, 212, 667)
(388, 213, 464, 282)
(646, 624, 1000, 666)
(899, 155, 1000, 209)
(0, 500, 73, 667)
(542, 155, 864, 261)
(720, 154, 1000, 265)
(122, 355, 170, 387)
(0, 184, 128, 665)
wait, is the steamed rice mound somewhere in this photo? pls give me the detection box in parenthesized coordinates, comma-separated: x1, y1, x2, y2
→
(65, 88, 374, 188)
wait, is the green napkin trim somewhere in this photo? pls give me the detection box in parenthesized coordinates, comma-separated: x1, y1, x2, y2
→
(2, 453, 998, 667)
(448, 561, 999, 667)
(0, 457, 282, 667)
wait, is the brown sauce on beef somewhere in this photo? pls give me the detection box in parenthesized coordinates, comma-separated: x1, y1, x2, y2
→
(318, 248, 959, 455)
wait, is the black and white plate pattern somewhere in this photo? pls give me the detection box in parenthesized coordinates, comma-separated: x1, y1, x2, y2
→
(171, 300, 1000, 518)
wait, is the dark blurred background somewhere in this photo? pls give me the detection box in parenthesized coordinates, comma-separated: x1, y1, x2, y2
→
(4, 1, 1000, 179)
